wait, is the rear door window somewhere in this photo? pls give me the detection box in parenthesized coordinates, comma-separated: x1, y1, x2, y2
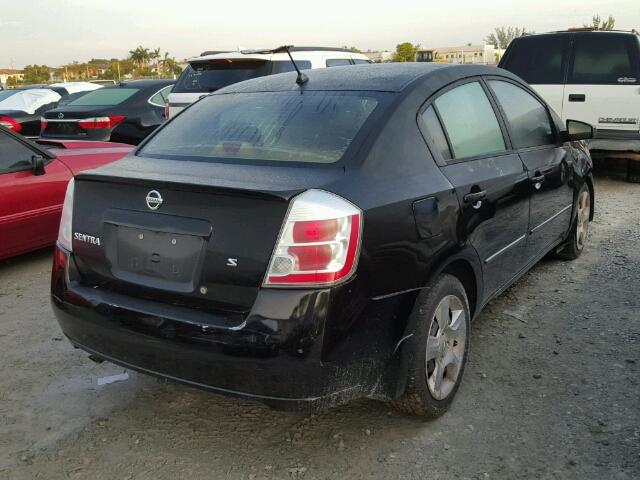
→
(488, 80, 555, 149)
(434, 82, 506, 159)
(139, 91, 381, 164)
(569, 34, 639, 85)
(419, 106, 452, 161)
(68, 88, 138, 106)
(500, 36, 568, 84)
(353, 59, 372, 64)
(149, 85, 173, 106)
(326, 59, 352, 67)
(270, 60, 312, 74)
(173, 60, 270, 93)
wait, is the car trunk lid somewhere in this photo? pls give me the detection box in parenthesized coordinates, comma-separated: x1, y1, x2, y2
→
(71, 156, 343, 314)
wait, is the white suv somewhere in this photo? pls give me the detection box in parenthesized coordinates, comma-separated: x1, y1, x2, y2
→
(166, 47, 371, 118)
(499, 30, 640, 152)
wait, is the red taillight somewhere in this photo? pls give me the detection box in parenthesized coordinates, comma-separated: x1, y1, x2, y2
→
(0, 116, 22, 132)
(264, 190, 362, 287)
(293, 219, 339, 243)
(40, 117, 48, 132)
(78, 116, 126, 129)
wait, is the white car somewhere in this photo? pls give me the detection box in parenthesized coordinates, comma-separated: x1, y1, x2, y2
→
(499, 30, 640, 152)
(166, 47, 372, 118)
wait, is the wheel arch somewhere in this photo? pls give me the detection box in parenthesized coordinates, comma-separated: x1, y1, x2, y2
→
(585, 174, 595, 221)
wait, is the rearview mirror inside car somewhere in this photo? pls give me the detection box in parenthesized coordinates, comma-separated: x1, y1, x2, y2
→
(32, 155, 46, 176)
(564, 120, 594, 142)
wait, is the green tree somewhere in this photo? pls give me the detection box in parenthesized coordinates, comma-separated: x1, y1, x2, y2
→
(341, 45, 362, 53)
(393, 42, 420, 62)
(584, 14, 615, 30)
(485, 26, 532, 49)
(23, 64, 51, 84)
(128, 46, 150, 68)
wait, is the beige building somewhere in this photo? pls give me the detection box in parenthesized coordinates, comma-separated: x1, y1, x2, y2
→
(416, 45, 504, 65)
(363, 50, 394, 63)
(0, 69, 24, 85)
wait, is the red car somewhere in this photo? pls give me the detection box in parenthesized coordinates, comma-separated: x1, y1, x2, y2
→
(0, 126, 132, 260)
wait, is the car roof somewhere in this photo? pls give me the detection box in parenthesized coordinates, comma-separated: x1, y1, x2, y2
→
(215, 63, 510, 95)
(108, 79, 175, 89)
(518, 29, 638, 37)
(192, 47, 369, 63)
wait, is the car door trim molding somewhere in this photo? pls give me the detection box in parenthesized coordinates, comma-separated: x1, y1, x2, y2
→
(529, 204, 573, 235)
(484, 235, 526, 264)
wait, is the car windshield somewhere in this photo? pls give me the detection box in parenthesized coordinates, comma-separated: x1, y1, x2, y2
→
(67, 88, 138, 106)
(173, 60, 270, 93)
(139, 91, 381, 164)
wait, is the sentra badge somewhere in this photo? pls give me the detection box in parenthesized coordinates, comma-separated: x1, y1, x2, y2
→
(74, 232, 101, 246)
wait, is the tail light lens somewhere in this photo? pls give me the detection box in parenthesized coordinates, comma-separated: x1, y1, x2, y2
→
(57, 179, 75, 252)
(40, 117, 48, 132)
(264, 190, 362, 287)
(0, 116, 22, 132)
(164, 98, 170, 120)
(78, 116, 125, 129)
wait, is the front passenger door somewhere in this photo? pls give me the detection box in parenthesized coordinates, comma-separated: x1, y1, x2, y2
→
(487, 79, 574, 258)
(0, 130, 72, 259)
(419, 80, 531, 297)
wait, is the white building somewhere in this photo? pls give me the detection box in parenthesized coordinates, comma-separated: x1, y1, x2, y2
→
(417, 45, 503, 65)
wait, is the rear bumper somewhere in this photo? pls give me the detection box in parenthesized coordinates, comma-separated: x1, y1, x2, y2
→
(589, 129, 640, 152)
(51, 247, 404, 410)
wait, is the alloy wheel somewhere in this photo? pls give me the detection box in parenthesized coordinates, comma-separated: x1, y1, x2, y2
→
(576, 190, 590, 250)
(425, 294, 467, 400)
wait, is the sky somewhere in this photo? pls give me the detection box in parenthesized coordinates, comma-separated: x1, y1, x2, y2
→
(1, 0, 638, 68)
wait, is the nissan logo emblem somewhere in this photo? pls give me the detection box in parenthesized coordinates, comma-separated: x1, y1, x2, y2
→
(145, 190, 163, 210)
(58, 113, 64, 119)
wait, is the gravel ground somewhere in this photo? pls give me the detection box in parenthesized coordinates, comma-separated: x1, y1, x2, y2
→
(0, 178, 638, 480)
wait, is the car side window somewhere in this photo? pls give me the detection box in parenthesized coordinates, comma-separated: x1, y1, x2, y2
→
(433, 81, 506, 160)
(0, 132, 35, 174)
(352, 59, 372, 65)
(500, 36, 568, 85)
(271, 60, 312, 74)
(326, 59, 352, 67)
(419, 106, 452, 161)
(488, 80, 555, 149)
(149, 86, 173, 107)
(569, 34, 639, 85)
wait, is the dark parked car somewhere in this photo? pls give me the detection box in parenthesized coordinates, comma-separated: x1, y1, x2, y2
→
(51, 64, 594, 417)
(0, 89, 64, 136)
(41, 80, 174, 145)
(0, 83, 101, 136)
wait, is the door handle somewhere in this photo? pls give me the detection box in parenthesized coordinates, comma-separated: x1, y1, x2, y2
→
(463, 190, 487, 204)
(568, 94, 586, 102)
(531, 174, 545, 183)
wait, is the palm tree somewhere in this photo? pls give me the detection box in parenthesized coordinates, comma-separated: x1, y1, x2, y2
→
(150, 48, 161, 76)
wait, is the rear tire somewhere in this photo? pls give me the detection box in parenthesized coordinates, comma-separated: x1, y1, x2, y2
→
(556, 184, 591, 260)
(391, 274, 470, 418)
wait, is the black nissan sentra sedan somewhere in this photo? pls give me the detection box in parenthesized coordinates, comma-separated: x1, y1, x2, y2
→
(51, 63, 594, 417)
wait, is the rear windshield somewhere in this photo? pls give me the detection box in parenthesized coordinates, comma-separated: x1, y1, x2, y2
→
(139, 91, 380, 164)
(173, 60, 270, 93)
(68, 88, 138, 106)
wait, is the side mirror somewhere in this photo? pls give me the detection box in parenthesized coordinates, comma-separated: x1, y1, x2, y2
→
(562, 119, 594, 142)
(32, 155, 46, 176)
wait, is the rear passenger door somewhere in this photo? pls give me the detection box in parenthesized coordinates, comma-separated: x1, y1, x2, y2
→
(564, 33, 640, 132)
(487, 79, 574, 258)
(419, 79, 531, 297)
